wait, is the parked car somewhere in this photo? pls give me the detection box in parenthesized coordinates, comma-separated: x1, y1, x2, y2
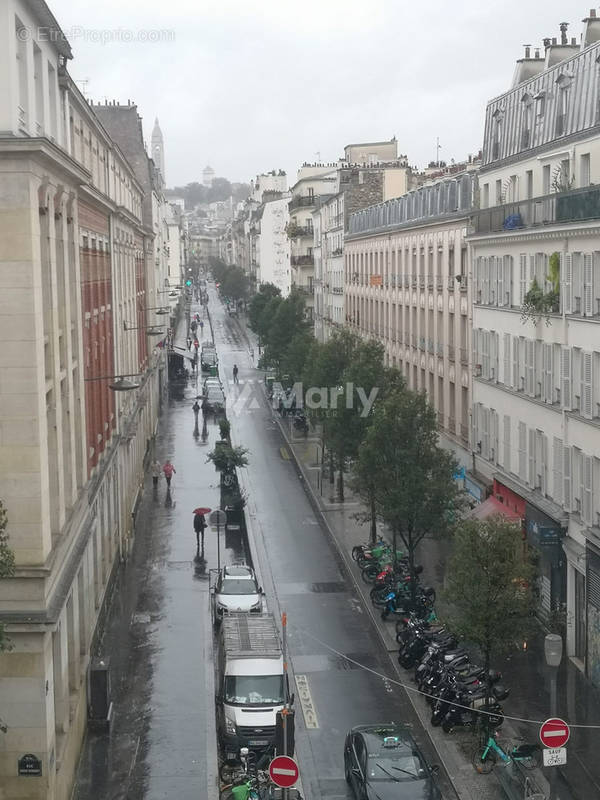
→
(204, 385, 226, 412)
(201, 350, 218, 372)
(212, 565, 264, 624)
(203, 377, 222, 394)
(344, 724, 440, 800)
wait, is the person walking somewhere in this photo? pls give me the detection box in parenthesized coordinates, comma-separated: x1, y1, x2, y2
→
(233, 364, 239, 384)
(193, 511, 207, 552)
(151, 459, 161, 488)
(162, 459, 176, 488)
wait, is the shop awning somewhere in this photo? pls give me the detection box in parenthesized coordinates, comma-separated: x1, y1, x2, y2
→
(465, 496, 522, 523)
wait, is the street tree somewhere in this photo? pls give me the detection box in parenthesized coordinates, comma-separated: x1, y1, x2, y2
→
(248, 283, 281, 339)
(220, 265, 249, 302)
(443, 517, 536, 732)
(263, 291, 309, 371)
(356, 388, 463, 592)
(280, 329, 314, 385)
(207, 444, 249, 473)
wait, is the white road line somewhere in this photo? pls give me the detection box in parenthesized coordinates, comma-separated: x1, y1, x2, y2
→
(295, 674, 319, 729)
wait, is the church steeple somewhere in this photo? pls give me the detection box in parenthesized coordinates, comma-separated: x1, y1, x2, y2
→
(151, 117, 165, 181)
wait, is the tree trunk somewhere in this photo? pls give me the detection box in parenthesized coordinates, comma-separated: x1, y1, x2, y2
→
(392, 527, 398, 569)
(483, 645, 491, 740)
(369, 493, 377, 545)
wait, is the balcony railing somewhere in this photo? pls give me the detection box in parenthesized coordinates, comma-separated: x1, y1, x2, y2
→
(17, 105, 27, 130)
(448, 347, 455, 362)
(419, 276, 425, 288)
(289, 195, 317, 211)
(287, 224, 314, 238)
(291, 255, 314, 267)
(471, 185, 600, 235)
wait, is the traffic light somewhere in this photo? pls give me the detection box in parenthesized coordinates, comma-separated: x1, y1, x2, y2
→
(185, 279, 192, 286)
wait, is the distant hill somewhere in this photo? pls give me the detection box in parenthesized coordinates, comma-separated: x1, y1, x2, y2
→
(167, 179, 250, 208)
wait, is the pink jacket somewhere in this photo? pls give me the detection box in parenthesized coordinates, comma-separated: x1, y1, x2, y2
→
(162, 462, 175, 478)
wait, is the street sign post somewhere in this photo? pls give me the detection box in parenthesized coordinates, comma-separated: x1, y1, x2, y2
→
(539, 717, 570, 749)
(543, 747, 567, 767)
(269, 755, 299, 788)
(209, 509, 227, 571)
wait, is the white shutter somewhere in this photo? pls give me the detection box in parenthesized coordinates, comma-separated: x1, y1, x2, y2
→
(543, 343, 553, 404)
(553, 437, 563, 505)
(503, 415, 511, 471)
(513, 337, 520, 390)
(528, 428, 536, 487)
(520, 254, 527, 304)
(475, 256, 482, 302)
(573, 253, 583, 314)
(583, 454, 593, 524)
(483, 257, 489, 304)
(583, 351, 593, 419)
(518, 421, 527, 479)
(504, 255, 512, 306)
(504, 333, 511, 387)
(482, 330, 489, 379)
(563, 445, 572, 511)
(473, 328, 480, 371)
(529, 254, 536, 284)
(490, 256, 498, 305)
(490, 332, 498, 381)
(561, 347, 572, 410)
(584, 253, 593, 316)
(526, 339, 535, 396)
(490, 410, 498, 463)
(562, 252, 572, 313)
(533, 340, 539, 397)
(497, 257, 504, 306)
(539, 434, 548, 494)
(482, 407, 490, 459)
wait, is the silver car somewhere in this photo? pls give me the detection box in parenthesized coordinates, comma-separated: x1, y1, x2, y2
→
(204, 385, 226, 412)
(212, 565, 263, 623)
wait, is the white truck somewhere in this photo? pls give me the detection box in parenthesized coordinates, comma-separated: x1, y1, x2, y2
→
(216, 613, 287, 760)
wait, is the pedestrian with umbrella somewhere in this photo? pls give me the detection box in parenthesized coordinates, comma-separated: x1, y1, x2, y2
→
(193, 507, 210, 553)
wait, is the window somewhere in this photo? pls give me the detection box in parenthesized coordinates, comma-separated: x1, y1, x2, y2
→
(492, 114, 503, 160)
(521, 95, 533, 148)
(542, 165, 551, 195)
(580, 153, 591, 188)
(495, 180, 502, 205)
(556, 81, 569, 136)
(483, 183, 490, 208)
(526, 170, 534, 199)
(535, 92, 546, 118)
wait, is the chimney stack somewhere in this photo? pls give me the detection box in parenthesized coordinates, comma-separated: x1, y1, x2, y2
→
(552, 37, 557, 45)
(571, 37, 577, 45)
(560, 22, 569, 45)
(524, 44, 531, 58)
(543, 37, 551, 49)
(591, 9, 597, 17)
(535, 48, 540, 58)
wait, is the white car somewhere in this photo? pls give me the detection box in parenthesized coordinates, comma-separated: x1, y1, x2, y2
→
(203, 377, 222, 394)
(204, 385, 226, 412)
(212, 565, 263, 623)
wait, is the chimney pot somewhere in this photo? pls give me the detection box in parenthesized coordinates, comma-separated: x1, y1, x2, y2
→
(591, 8, 597, 17)
(552, 37, 557, 45)
(524, 44, 531, 58)
(572, 37, 577, 45)
(560, 22, 569, 46)
(543, 37, 551, 48)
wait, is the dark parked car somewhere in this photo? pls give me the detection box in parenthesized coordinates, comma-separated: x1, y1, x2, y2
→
(344, 724, 440, 800)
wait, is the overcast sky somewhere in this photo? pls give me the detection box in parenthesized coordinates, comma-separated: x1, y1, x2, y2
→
(51, 0, 584, 188)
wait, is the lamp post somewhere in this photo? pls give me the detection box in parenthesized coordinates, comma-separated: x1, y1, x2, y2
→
(544, 633, 563, 800)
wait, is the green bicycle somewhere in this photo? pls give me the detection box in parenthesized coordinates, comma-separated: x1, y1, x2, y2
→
(472, 733, 541, 773)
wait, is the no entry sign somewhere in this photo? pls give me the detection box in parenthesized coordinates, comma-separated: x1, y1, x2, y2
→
(539, 717, 570, 748)
(269, 755, 299, 788)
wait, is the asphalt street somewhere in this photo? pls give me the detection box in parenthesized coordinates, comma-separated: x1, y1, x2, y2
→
(74, 286, 456, 800)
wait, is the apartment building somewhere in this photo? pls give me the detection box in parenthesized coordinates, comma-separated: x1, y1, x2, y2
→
(0, 3, 169, 797)
(313, 193, 344, 340)
(345, 168, 478, 484)
(469, 12, 600, 678)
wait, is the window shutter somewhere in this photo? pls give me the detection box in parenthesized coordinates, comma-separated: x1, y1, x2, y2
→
(562, 252, 572, 313)
(497, 257, 504, 306)
(529, 254, 536, 284)
(563, 445, 572, 511)
(504, 333, 511, 387)
(583, 351, 593, 419)
(535, 253, 545, 289)
(539, 434, 548, 493)
(490, 256, 498, 305)
(584, 253, 593, 317)
(528, 428, 536, 487)
(561, 347, 572, 410)
(490, 410, 498, 463)
(543, 343, 553, 403)
(518, 421, 527, 479)
(520, 254, 527, 304)
(503, 415, 511, 471)
(473, 328, 480, 370)
(482, 407, 490, 459)
(526, 339, 535, 396)
(504, 255, 512, 306)
(483, 257, 489, 304)
(583, 454, 593, 524)
(482, 330, 489, 379)
(490, 332, 498, 381)
(513, 337, 520, 389)
(553, 437, 563, 505)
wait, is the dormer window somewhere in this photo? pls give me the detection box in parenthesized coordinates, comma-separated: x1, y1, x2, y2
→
(555, 74, 572, 136)
(492, 109, 504, 160)
(534, 91, 546, 118)
(521, 93, 533, 148)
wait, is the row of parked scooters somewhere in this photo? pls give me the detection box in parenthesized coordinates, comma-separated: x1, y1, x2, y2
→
(353, 540, 509, 734)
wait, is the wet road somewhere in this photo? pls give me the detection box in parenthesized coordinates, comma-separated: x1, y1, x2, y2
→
(212, 290, 456, 800)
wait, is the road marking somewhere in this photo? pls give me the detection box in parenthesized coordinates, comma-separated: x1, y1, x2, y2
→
(280, 447, 290, 460)
(295, 674, 319, 729)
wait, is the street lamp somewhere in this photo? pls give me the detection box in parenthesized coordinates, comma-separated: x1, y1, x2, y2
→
(123, 322, 165, 336)
(544, 633, 563, 800)
(84, 373, 141, 391)
(144, 306, 171, 315)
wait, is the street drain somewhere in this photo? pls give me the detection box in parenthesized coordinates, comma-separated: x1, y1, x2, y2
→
(311, 582, 346, 593)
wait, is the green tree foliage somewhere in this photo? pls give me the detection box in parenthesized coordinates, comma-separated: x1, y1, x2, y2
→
(355, 388, 463, 589)
(262, 291, 309, 371)
(248, 283, 281, 338)
(443, 517, 535, 729)
(280, 330, 314, 385)
(220, 265, 249, 302)
(171, 180, 250, 209)
(207, 444, 249, 473)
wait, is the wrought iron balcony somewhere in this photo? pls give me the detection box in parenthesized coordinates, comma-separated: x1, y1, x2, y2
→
(471, 185, 600, 235)
(291, 255, 314, 267)
(289, 195, 317, 211)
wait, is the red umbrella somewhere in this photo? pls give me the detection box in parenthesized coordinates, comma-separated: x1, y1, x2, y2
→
(193, 507, 211, 515)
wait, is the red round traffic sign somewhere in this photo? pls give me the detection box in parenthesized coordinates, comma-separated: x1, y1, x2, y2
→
(269, 755, 299, 788)
(540, 717, 570, 748)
